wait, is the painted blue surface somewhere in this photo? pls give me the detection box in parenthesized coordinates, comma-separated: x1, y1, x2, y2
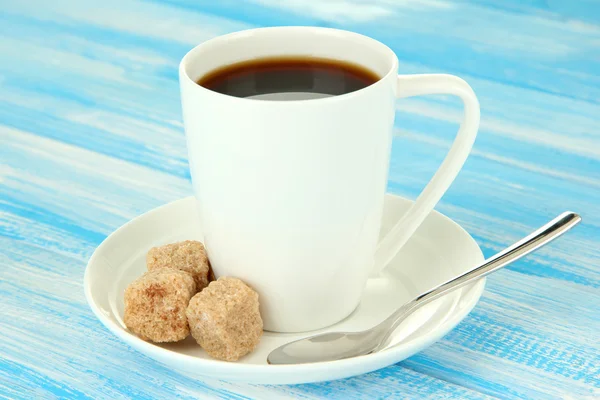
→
(1, 0, 599, 398)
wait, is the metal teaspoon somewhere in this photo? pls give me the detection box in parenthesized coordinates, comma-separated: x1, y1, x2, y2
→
(267, 211, 581, 365)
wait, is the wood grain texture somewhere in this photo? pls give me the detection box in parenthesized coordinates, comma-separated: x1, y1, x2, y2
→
(1, 0, 599, 398)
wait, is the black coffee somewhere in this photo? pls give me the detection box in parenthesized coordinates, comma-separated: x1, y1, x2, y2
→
(196, 57, 380, 100)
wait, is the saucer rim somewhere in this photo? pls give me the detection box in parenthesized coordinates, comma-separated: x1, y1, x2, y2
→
(84, 195, 485, 382)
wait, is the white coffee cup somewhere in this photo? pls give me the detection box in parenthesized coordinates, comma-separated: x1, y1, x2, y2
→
(180, 27, 479, 333)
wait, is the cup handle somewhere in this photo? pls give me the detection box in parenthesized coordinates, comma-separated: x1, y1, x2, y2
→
(372, 74, 480, 275)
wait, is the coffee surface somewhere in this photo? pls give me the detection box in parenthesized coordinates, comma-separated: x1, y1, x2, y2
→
(196, 57, 380, 100)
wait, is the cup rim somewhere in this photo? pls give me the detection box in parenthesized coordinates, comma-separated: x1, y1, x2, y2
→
(179, 26, 398, 104)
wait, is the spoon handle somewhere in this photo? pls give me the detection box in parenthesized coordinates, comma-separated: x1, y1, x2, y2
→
(381, 211, 581, 341)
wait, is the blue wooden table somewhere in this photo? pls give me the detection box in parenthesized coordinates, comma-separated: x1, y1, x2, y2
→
(2, 0, 599, 398)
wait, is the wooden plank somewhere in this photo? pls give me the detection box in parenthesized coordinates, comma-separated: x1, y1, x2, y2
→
(1, 0, 599, 398)
(2, 128, 598, 398)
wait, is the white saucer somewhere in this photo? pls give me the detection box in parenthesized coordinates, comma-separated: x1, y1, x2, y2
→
(84, 194, 485, 385)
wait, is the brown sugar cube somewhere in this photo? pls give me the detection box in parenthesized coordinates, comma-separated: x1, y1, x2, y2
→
(124, 269, 196, 342)
(186, 277, 263, 361)
(147, 240, 211, 291)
